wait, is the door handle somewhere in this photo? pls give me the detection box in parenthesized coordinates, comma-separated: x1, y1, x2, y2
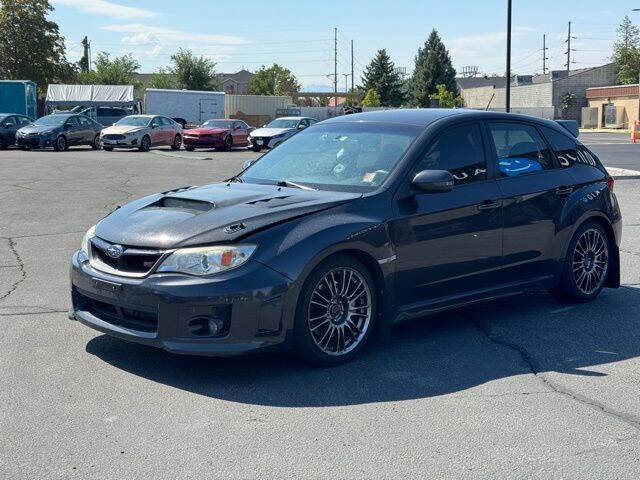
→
(555, 186, 573, 197)
(478, 200, 501, 211)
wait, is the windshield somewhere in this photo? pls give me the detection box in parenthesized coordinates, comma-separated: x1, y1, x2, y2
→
(34, 116, 67, 126)
(241, 123, 421, 191)
(202, 120, 233, 129)
(266, 119, 299, 129)
(115, 116, 150, 127)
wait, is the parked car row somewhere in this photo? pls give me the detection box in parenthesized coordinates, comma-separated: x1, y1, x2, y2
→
(0, 113, 318, 153)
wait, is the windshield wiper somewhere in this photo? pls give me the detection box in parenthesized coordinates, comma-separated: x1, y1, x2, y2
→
(226, 175, 244, 183)
(276, 180, 316, 191)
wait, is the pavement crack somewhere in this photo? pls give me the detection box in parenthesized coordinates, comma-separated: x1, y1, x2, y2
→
(467, 315, 640, 432)
(0, 238, 27, 302)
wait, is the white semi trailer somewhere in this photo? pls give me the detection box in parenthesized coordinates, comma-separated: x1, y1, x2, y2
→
(144, 89, 225, 127)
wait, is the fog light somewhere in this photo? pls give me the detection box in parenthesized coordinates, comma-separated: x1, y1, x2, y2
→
(208, 317, 224, 336)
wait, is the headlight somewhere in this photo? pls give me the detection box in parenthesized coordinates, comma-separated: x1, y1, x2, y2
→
(80, 225, 96, 257)
(156, 245, 256, 276)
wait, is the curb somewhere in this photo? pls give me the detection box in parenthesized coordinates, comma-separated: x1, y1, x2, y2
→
(607, 167, 640, 180)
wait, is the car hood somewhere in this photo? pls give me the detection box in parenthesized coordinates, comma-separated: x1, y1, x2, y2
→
(102, 125, 147, 135)
(186, 127, 228, 135)
(95, 182, 362, 249)
(250, 127, 293, 137)
(18, 125, 60, 134)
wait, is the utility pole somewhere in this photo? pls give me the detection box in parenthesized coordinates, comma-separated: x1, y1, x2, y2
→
(505, 0, 512, 113)
(80, 36, 91, 73)
(351, 40, 354, 92)
(342, 73, 351, 93)
(334, 28, 338, 110)
(542, 34, 549, 75)
(566, 21, 572, 75)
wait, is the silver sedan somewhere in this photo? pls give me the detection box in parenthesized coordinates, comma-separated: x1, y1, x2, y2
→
(100, 115, 182, 152)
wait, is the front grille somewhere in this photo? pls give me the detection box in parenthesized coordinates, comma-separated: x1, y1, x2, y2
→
(17, 137, 41, 147)
(103, 134, 126, 140)
(90, 237, 164, 277)
(80, 292, 158, 333)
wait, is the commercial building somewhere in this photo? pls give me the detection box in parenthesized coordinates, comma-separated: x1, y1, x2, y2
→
(584, 84, 639, 129)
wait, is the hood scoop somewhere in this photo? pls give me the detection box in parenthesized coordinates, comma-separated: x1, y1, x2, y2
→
(145, 196, 214, 215)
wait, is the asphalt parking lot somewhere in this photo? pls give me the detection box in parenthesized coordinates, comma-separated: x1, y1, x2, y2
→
(580, 132, 640, 170)
(1, 145, 640, 479)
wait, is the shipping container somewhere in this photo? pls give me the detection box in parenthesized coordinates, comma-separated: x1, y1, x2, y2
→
(144, 89, 225, 126)
(225, 94, 293, 127)
(0, 80, 37, 119)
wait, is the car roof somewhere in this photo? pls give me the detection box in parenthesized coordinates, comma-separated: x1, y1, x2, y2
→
(274, 116, 312, 121)
(323, 108, 569, 131)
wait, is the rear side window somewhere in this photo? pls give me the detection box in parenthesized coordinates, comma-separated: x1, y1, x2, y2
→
(540, 126, 578, 168)
(488, 122, 553, 177)
(415, 123, 487, 185)
(66, 116, 79, 126)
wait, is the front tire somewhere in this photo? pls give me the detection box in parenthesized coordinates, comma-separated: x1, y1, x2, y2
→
(103, 146, 113, 152)
(294, 255, 376, 365)
(53, 135, 67, 152)
(171, 134, 182, 151)
(553, 220, 610, 302)
(252, 145, 262, 152)
(185, 146, 195, 151)
(91, 134, 101, 150)
(224, 135, 233, 151)
(0, 136, 6, 150)
(138, 135, 151, 152)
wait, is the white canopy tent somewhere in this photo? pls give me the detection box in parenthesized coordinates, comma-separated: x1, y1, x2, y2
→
(45, 84, 137, 108)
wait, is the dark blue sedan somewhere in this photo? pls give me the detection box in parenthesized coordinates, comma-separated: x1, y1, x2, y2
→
(16, 113, 102, 151)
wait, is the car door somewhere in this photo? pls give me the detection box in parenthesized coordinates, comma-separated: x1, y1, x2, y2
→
(391, 121, 504, 309)
(149, 117, 164, 146)
(232, 121, 246, 145)
(78, 116, 96, 143)
(64, 116, 83, 145)
(161, 117, 176, 145)
(1, 116, 17, 145)
(486, 121, 576, 282)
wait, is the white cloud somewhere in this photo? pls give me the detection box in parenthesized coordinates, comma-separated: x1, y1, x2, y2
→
(102, 24, 249, 46)
(53, 0, 157, 20)
(121, 32, 160, 46)
(447, 27, 536, 57)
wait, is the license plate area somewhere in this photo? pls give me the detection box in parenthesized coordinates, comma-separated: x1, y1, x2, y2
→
(92, 278, 122, 293)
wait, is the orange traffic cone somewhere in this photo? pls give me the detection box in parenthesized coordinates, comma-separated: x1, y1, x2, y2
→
(633, 121, 638, 144)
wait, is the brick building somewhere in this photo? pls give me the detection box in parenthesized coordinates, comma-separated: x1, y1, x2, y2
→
(584, 84, 639, 129)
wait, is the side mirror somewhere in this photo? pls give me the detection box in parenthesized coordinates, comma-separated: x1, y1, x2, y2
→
(411, 170, 454, 193)
(297, 124, 306, 129)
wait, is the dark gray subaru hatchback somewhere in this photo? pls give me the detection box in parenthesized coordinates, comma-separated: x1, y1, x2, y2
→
(70, 109, 622, 365)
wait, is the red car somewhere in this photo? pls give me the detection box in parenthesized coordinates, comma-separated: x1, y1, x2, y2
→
(182, 119, 253, 151)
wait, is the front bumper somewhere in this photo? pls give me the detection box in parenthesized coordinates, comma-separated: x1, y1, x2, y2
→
(70, 250, 294, 356)
(248, 136, 277, 149)
(101, 137, 139, 148)
(16, 135, 54, 148)
(182, 136, 225, 148)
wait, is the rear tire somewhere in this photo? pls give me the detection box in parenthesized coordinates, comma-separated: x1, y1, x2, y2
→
(53, 135, 67, 152)
(294, 255, 376, 366)
(551, 220, 610, 303)
(138, 135, 151, 152)
(0, 136, 6, 150)
(171, 134, 182, 151)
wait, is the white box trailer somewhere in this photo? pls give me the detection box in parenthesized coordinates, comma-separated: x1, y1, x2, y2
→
(144, 89, 225, 126)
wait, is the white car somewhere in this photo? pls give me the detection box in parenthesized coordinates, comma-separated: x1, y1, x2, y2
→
(248, 117, 317, 152)
(100, 115, 182, 152)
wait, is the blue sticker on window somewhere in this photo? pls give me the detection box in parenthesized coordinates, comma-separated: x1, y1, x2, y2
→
(498, 157, 542, 177)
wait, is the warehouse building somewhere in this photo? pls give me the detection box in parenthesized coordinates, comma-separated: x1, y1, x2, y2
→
(460, 63, 617, 122)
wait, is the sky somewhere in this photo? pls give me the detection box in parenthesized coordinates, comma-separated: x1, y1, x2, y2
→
(49, 0, 632, 90)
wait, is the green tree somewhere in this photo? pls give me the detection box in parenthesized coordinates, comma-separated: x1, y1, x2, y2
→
(411, 29, 458, 107)
(429, 84, 463, 108)
(166, 49, 217, 90)
(361, 88, 381, 107)
(149, 68, 178, 89)
(0, 0, 75, 90)
(77, 52, 140, 85)
(360, 49, 403, 107)
(613, 15, 640, 85)
(248, 64, 300, 95)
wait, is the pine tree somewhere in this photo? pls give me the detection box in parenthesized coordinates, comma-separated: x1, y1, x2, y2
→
(411, 30, 458, 107)
(361, 49, 403, 107)
(613, 16, 640, 85)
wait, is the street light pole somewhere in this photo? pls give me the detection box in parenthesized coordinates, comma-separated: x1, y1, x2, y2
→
(506, 0, 512, 113)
